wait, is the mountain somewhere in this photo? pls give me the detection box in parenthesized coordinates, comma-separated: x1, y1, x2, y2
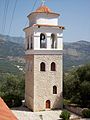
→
(0, 39, 24, 57)
(0, 37, 24, 74)
(0, 34, 24, 44)
(64, 40, 90, 70)
(0, 34, 90, 73)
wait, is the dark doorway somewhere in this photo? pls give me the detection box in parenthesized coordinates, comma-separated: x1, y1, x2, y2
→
(46, 100, 50, 108)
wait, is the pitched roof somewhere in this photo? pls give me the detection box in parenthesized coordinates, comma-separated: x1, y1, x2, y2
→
(0, 97, 18, 120)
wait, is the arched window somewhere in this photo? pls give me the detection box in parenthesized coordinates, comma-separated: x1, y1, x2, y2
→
(40, 33, 47, 48)
(51, 62, 56, 71)
(40, 62, 45, 71)
(53, 86, 57, 94)
(51, 34, 57, 48)
(46, 100, 50, 108)
(27, 37, 29, 50)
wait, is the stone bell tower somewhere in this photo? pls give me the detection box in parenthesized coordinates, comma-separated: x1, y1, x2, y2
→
(24, 3, 64, 112)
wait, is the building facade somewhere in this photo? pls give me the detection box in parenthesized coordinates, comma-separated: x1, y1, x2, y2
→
(24, 5, 64, 112)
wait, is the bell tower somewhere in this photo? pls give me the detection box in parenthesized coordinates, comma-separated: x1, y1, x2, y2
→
(24, 4, 64, 112)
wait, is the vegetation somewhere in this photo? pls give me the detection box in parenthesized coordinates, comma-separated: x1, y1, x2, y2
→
(0, 73, 25, 107)
(82, 108, 90, 118)
(60, 110, 70, 120)
(0, 59, 24, 75)
(64, 64, 90, 108)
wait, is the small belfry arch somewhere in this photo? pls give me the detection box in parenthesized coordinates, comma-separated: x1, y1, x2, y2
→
(40, 33, 47, 48)
(51, 33, 57, 49)
(26, 36, 29, 50)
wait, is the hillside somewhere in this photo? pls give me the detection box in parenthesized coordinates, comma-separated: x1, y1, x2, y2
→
(0, 34, 90, 73)
(0, 39, 24, 57)
(0, 38, 24, 74)
(0, 34, 24, 44)
(64, 41, 90, 70)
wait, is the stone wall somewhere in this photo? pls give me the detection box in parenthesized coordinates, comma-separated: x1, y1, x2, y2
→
(65, 105, 82, 116)
(34, 55, 63, 111)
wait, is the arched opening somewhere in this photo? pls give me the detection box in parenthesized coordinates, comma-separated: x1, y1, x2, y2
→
(53, 86, 57, 94)
(27, 37, 29, 50)
(30, 34, 33, 49)
(51, 33, 57, 48)
(46, 100, 50, 108)
(40, 62, 45, 71)
(40, 33, 47, 48)
(51, 62, 56, 71)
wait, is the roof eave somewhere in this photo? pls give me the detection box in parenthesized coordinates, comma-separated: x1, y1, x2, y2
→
(27, 12, 60, 18)
(23, 24, 65, 31)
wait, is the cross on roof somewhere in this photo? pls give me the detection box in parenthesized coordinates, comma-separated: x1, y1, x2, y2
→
(41, 0, 46, 5)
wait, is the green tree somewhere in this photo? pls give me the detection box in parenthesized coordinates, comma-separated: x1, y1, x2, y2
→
(0, 73, 25, 107)
(64, 64, 90, 108)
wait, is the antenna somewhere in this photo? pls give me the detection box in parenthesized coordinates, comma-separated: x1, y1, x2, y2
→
(41, 0, 46, 6)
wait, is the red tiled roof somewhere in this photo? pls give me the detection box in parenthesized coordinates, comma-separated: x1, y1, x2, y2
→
(0, 98, 18, 120)
(36, 5, 52, 13)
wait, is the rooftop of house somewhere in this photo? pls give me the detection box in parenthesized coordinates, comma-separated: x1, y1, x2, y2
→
(0, 97, 18, 120)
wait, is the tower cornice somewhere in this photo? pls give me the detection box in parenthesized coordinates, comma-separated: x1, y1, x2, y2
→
(23, 24, 65, 31)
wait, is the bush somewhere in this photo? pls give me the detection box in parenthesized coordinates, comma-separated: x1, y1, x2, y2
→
(63, 99, 71, 106)
(2, 94, 22, 108)
(82, 108, 90, 118)
(60, 110, 70, 120)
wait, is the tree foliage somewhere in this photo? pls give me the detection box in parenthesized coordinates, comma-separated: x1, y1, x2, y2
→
(0, 73, 25, 107)
(64, 64, 90, 108)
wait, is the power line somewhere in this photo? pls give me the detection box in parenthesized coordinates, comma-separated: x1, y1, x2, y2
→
(0, 0, 3, 32)
(20, 0, 38, 37)
(8, 0, 18, 35)
(1, 0, 9, 33)
(31, 0, 38, 12)
(0, 0, 2, 11)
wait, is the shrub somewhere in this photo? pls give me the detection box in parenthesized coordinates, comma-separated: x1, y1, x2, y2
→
(2, 94, 22, 108)
(82, 108, 90, 118)
(63, 99, 71, 106)
(60, 110, 70, 120)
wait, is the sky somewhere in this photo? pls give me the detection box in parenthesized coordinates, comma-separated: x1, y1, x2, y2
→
(0, 0, 90, 42)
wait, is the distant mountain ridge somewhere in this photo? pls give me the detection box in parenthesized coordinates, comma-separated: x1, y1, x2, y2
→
(0, 34, 24, 44)
(0, 34, 90, 72)
(0, 38, 24, 57)
(64, 40, 90, 70)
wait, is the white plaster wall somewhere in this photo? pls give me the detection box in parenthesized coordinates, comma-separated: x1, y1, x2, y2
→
(57, 37, 63, 50)
(28, 13, 59, 26)
(36, 18, 58, 25)
(24, 27, 63, 51)
(34, 36, 40, 50)
(33, 27, 63, 50)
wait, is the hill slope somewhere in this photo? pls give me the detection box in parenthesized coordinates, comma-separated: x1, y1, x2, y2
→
(0, 39, 24, 57)
(64, 40, 90, 70)
(0, 34, 24, 44)
(0, 38, 24, 74)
